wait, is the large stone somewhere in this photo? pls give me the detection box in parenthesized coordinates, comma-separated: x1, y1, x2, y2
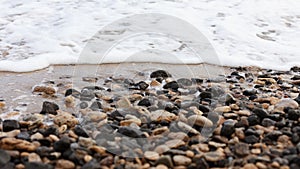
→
(54, 111, 79, 128)
(2, 120, 20, 132)
(56, 159, 75, 169)
(187, 115, 213, 127)
(0, 149, 10, 166)
(40, 101, 59, 115)
(173, 155, 191, 166)
(150, 70, 172, 78)
(0, 138, 36, 151)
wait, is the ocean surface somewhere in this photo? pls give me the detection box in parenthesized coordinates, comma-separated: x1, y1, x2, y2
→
(0, 0, 299, 72)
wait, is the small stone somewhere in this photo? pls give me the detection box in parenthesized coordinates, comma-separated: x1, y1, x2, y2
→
(234, 143, 250, 156)
(245, 135, 259, 144)
(89, 101, 102, 110)
(262, 118, 276, 127)
(33, 86, 56, 95)
(0, 149, 11, 166)
(256, 162, 267, 169)
(155, 156, 173, 168)
(144, 151, 159, 161)
(30, 133, 44, 140)
(56, 159, 75, 169)
(0, 102, 5, 109)
(40, 101, 59, 115)
(204, 151, 225, 162)
(0, 138, 36, 151)
(87, 111, 107, 122)
(118, 126, 145, 138)
(53, 136, 70, 152)
(28, 153, 41, 162)
(136, 81, 149, 90)
(82, 77, 98, 82)
(80, 89, 94, 101)
(214, 106, 231, 113)
(275, 98, 299, 110)
(79, 102, 88, 109)
(25, 162, 52, 169)
(116, 97, 131, 108)
(163, 81, 179, 91)
(187, 115, 213, 127)
(243, 163, 258, 169)
(65, 88, 80, 97)
(251, 148, 261, 154)
(154, 145, 170, 154)
(78, 137, 94, 148)
(84, 155, 93, 163)
(156, 164, 168, 169)
(165, 139, 185, 148)
(177, 78, 192, 86)
(54, 112, 79, 128)
(150, 70, 172, 78)
(89, 145, 106, 155)
(173, 155, 191, 166)
(253, 108, 269, 118)
(220, 121, 235, 137)
(74, 125, 89, 138)
(236, 110, 251, 116)
(150, 80, 161, 87)
(2, 119, 20, 132)
(138, 98, 151, 107)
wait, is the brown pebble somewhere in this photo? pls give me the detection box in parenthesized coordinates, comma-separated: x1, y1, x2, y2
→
(243, 163, 258, 169)
(15, 164, 25, 169)
(144, 151, 160, 161)
(256, 162, 267, 169)
(56, 159, 75, 169)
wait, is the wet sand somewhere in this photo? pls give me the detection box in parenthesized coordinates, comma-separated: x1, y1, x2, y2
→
(0, 63, 230, 115)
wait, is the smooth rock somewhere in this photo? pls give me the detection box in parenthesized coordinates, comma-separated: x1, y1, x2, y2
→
(56, 159, 75, 169)
(234, 143, 250, 156)
(116, 97, 131, 108)
(0, 138, 36, 151)
(0, 150, 11, 166)
(40, 101, 59, 115)
(173, 155, 191, 166)
(54, 112, 78, 128)
(150, 70, 171, 78)
(2, 120, 20, 132)
(214, 106, 231, 113)
(144, 151, 159, 161)
(155, 156, 173, 168)
(204, 151, 225, 162)
(187, 115, 213, 127)
(33, 86, 56, 95)
(28, 153, 42, 162)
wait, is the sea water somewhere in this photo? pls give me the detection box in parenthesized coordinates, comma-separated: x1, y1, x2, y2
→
(0, 0, 299, 72)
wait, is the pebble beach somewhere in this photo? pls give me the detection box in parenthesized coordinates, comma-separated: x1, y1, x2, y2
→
(0, 64, 300, 169)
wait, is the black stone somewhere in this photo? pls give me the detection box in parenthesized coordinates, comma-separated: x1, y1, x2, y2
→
(40, 101, 59, 115)
(220, 121, 235, 138)
(65, 88, 80, 98)
(200, 91, 212, 99)
(262, 118, 276, 127)
(291, 75, 300, 80)
(25, 162, 53, 169)
(291, 66, 300, 72)
(245, 135, 259, 144)
(225, 94, 236, 105)
(0, 150, 11, 166)
(82, 86, 105, 91)
(36, 146, 53, 157)
(245, 128, 260, 137)
(150, 70, 172, 78)
(16, 131, 30, 140)
(53, 136, 70, 152)
(253, 108, 269, 118)
(163, 81, 179, 91)
(2, 119, 20, 132)
(191, 78, 204, 84)
(74, 125, 89, 138)
(42, 126, 58, 137)
(138, 98, 151, 107)
(136, 81, 149, 90)
(247, 114, 260, 126)
(118, 126, 145, 138)
(243, 89, 257, 96)
(287, 109, 300, 120)
(90, 101, 102, 110)
(82, 159, 101, 169)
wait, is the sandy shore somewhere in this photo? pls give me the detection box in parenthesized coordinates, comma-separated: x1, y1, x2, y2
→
(0, 63, 230, 114)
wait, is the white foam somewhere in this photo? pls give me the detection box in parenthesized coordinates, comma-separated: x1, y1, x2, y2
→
(0, 0, 299, 72)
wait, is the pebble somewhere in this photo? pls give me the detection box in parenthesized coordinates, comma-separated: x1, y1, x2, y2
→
(0, 138, 37, 151)
(214, 106, 232, 113)
(28, 153, 42, 162)
(243, 163, 258, 169)
(30, 132, 44, 140)
(150, 70, 171, 78)
(0, 149, 11, 166)
(204, 151, 225, 162)
(40, 101, 59, 115)
(56, 159, 75, 169)
(2, 119, 20, 132)
(116, 97, 131, 108)
(155, 156, 173, 168)
(234, 143, 250, 156)
(54, 111, 79, 128)
(33, 86, 56, 95)
(144, 151, 160, 161)
(187, 115, 213, 127)
(173, 155, 192, 166)
(165, 139, 185, 148)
